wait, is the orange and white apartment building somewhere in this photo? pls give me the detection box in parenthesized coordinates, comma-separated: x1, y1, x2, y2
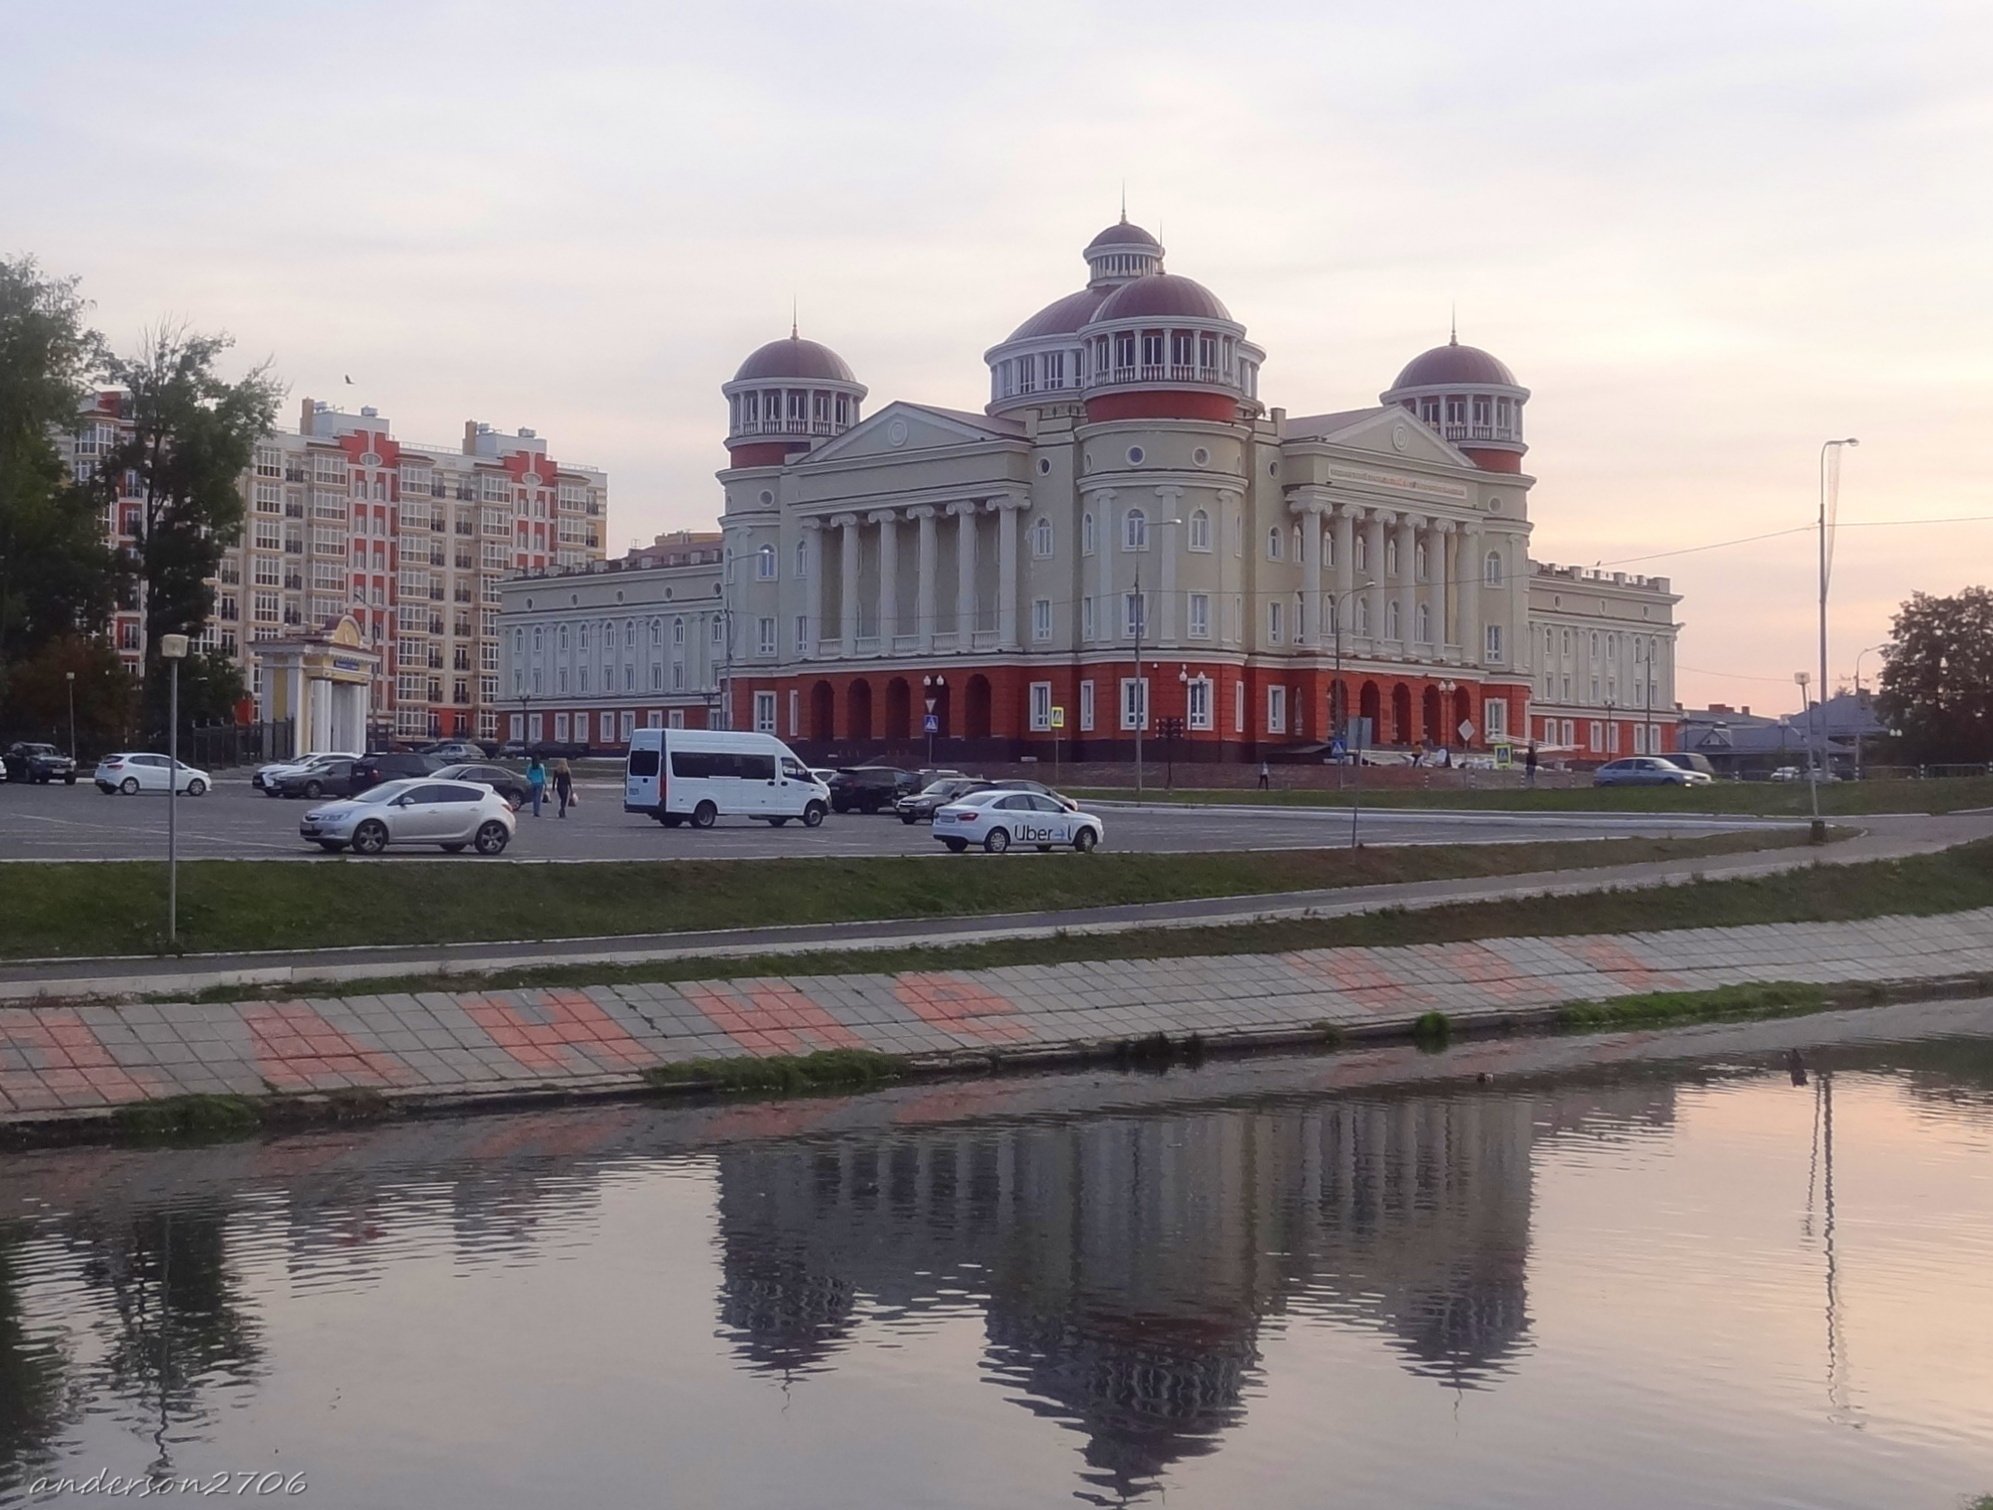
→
(498, 217, 1679, 760)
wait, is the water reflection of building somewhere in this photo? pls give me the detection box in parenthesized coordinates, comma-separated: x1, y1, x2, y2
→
(711, 1087, 1680, 1501)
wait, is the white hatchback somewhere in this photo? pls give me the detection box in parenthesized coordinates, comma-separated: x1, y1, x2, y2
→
(94, 753, 211, 796)
(932, 789, 1104, 854)
(300, 777, 516, 856)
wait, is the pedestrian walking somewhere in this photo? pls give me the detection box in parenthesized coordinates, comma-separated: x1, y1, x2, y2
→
(1524, 742, 1539, 788)
(1256, 760, 1270, 791)
(526, 754, 547, 817)
(552, 757, 574, 818)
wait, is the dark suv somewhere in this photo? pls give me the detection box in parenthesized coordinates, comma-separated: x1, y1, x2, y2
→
(3, 743, 77, 784)
(827, 766, 919, 814)
(349, 752, 446, 793)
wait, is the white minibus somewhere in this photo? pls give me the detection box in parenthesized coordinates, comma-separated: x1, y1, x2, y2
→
(624, 728, 830, 829)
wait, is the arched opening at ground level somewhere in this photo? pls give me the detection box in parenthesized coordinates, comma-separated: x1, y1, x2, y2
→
(847, 678, 874, 741)
(809, 681, 834, 743)
(965, 674, 993, 741)
(884, 677, 912, 742)
(1390, 683, 1413, 745)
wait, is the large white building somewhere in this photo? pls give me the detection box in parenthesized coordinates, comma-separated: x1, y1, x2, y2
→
(500, 217, 1678, 759)
(73, 393, 607, 741)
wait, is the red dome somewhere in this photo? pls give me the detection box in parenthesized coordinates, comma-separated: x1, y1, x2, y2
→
(1085, 219, 1161, 252)
(1089, 273, 1232, 324)
(733, 336, 856, 384)
(1390, 341, 1517, 390)
(1007, 288, 1109, 342)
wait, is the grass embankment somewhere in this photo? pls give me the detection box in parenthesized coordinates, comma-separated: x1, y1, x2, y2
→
(1071, 773, 1993, 816)
(166, 835, 1992, 1004)
(2, 829, 1807, 960)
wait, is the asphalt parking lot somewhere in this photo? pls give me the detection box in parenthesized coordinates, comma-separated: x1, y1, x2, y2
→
(0, 774, 1799, 862)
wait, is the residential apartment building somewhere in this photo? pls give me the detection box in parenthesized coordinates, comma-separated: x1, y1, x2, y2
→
(1525, 564, 1681, 756)
(71, 393, 608, 740)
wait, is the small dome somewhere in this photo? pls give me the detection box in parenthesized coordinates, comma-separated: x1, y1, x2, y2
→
(1391, 340, 1517, 390)
(1085, 219, 1162, 252)
(733, 335, 856, 385)
(1007, 288, 1109, 342)
(1089, 273, 1232, 324)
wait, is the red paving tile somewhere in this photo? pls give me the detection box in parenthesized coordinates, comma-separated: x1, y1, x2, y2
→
(1283, 949, 1433, 1011)
(1432, 942, 1532, 1002)
(1561, 937, 1689, 992)
(244, 1002, 412, 1092)
(459, 990, 659, 1075)
(892, 975, 1034, 1045)
(676, 982, 868, 1055)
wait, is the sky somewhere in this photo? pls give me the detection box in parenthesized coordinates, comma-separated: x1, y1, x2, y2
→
(4, 0, 1990, 708)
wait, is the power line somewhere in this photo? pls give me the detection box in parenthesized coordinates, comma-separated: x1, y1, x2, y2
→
(1595, 513, 1993, 570)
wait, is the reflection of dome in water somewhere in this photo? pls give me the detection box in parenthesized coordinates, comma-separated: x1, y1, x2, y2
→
(1386, 1261, 1533, 1387)
(983, 1302, 1259, 1502)
(717, 1243, 860, 1375)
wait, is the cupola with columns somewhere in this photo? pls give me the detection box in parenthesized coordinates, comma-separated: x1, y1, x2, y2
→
(985, 214, 1265, 424)
(723, 326, 867, 468)
(1380, 325, 1529, 473)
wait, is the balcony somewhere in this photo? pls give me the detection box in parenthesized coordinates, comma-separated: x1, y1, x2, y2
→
(971, 630, 999, 651)
(1438, 422, 1521, 444)
(855, 635, 881, 656)
(728, 417, 841, 439)
(892, 634, 920, 655)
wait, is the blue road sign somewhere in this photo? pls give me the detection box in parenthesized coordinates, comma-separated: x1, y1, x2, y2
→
(922, 713, 940, 734)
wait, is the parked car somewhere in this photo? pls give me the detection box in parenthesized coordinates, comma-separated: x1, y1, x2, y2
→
(254, 750, 361, 794)
(828, 766, 920, 814)
(3, 742, 77, 784)
(273, 758, 365, 800)
(93, 753, 211, 795)
(623, 728, 828, 829)
(932, 789, 1104, 853)
(986, 778, 1079, 811)
(300, 777, 516, 855)
(433, 761, 530, 808)
(1769, 765, 1804, 782)
(349, 751, 447, 792)
(1656, 751, 1718, 778)
(1593, 756, 1710, 788)
(419, 740, 487, 763)
(895, 777, 991, 824)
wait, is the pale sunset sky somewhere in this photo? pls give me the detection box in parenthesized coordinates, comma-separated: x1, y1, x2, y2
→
(5, 0, 1989, 706)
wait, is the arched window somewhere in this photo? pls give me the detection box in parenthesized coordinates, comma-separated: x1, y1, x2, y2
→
(1323, 530, 1336, 568)
(1187, 508, 1211, 552)
(1386, 538, 1400, 575)
(557, 625, 568, 651)
(1266, 527, 1283, 561)
(1354, 535, 1368, 572)
(1415, 542, 1428, 580)
(1081, 511, 1096, 555)
(1031, 515, 1054, 559)
(1355, 598, 1370, 635)
(794, 539, 807, 578)
(672, 616, 685, 647)
(625, 620, 636, 649)
(1387, 600, 1401, 639)
(373, 477, 387, 500)
(1415, 603, 1431, 643)
(1123, 508, 1148, 551)
(649, 618, 662, 647)
(1485, 550, 1503, 586)
(755, 544, 776, 580)
(1292, 524, 1304, 562)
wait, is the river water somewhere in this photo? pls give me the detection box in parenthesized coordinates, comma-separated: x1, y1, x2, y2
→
(3, 1000, 1991, 1509)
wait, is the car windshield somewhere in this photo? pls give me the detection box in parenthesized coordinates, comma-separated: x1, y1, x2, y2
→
(950, 791, 1004, 807)
(351, 781, 414, 805)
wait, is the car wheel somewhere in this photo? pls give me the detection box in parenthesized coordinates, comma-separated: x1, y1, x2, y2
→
(691, 801, 718, 829)
(983, 827, 1011, 854)
(63, 774, 75, 785)
(802, 801, 826, 828)
(1035, 844, 1052, 853)
(265, 787, 282, 798)
(303, 779, 323, 798)
(660, 815, 682, 828)
(474, 821, 509, 855)
(768, 817, 789, 827)
(943, 837, 968, 853)
(351, 820, 390, 855)
(1074, 826, 1098, 853)
(186, 778, 207, 797)
(316, 840, 345, 852)
(119, 777, 139, 795)
(899, 813, 916, 825)
(442, 842, 467, 853)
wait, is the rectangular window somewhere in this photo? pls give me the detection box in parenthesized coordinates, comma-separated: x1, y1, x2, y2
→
(757, 616, 776, 655)
(668, 709, 686, 729)
(620, 711, 636, 742)
(555, 713, 570, 742)
(1267, 685, 1287, 734)
(753, 691, 776, 733)
(1188, 592, 1210, 639)
(1079, 680, 1095, 732)
(1029, 681, 1052, 731)
(1187, 677, 1212, 730)
(1485, 700, 1508, 740)
(793, 615, 808, 655)
(1119, 677, 1148, 731)
(1485, 624, 1505, 663)
(1123, 591, 1146, 641)
(1234, 681, 1245, 733)
(788, 688, 799, 737)
(1266, 600, 1283, 645)
(1032, 598, 1052, 642)
(1081, 596, 1095, 642)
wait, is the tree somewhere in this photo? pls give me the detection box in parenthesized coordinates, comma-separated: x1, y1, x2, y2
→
(0, 634, 136, 752)
(1876, 586, 1993, 763)
(99, 325, 279, 730)
(0, 256, 121, 683)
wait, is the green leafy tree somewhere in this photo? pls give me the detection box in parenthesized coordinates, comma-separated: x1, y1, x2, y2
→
(98, 325, 279, 731)
(0, 256, 121, 686)
(1877, 587, 1993, 763)
(1, 634, 136, 754)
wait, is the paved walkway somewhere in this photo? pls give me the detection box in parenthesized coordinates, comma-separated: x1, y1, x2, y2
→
(4, 904, 1990, 1126)
(4, 811, 1985, 1003)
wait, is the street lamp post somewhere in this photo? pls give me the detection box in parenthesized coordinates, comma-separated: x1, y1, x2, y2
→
(923, 675, 946, 768)
(65, 670, 77, 762)
(1853, 642, 1888, 780)
(1436, 679, 1458, 758)
(160, 633, 189, 945)
(1323, 582, 1374, 847)
(1129, 519, 1182, 797)
(1816, 437, 1858, 826)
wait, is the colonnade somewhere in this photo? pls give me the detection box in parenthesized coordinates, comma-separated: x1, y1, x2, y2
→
(802, 497, 1027, 659)
(1292, 489, 1486, 659)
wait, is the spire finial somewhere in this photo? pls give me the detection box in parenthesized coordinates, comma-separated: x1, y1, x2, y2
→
(1449, 302, 1457, 346)
(1119, 180, 1127, 223)
(791, 295, 798, 341)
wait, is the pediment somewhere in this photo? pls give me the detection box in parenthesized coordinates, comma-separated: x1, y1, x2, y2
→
(803, 401, 1025, 466)
(1299, 407, 1472, 468)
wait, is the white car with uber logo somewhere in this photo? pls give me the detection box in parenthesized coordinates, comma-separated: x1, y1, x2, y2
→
(932, 789, 1104, 854)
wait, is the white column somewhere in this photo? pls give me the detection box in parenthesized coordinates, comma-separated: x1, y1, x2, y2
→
(835, 513, 860, 657)
(870, 510, 899, 648)
(1294, 491, 1326, 646)
(912, 505, 937, 653)
(1154, 487, 1181, 644)
(287, 663, 304, 746)
(1366, 511, 1392, 643)
(1333, 504, 1358, 638)
(1425, 521, 1448, 650)
(802, 520, 824, 659)
(949, 500, 978, 644)
(309, 678, 333, 751)
(1461, 525, 1483, 665)
(1397, 515, 1419, 648)
(993, 498, 1021, 649)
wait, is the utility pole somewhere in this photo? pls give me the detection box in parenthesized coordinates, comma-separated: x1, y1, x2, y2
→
(1816, 438, 1858, 829)
(161, 633, 188, 944)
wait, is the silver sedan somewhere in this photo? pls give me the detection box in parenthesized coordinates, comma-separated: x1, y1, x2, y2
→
(300, 777, 517, 855)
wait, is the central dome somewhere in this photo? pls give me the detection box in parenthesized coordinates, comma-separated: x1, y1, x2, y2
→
(733, 336, 856, 385)
(1007, 287, 1109, 342)
(1391, 341, 1517, 390)
(1085, 219, 1162, 252)
(1089, 273, 1232, 324)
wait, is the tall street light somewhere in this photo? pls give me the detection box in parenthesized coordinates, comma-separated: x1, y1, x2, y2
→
(1853, 642, 1889, 780)
(1323, 581, 1374, 846)
(1816, 437, 1858, 827)
(160, 633, 189, 945)
(1129, 518, 1181, 796)
(65, 669, 77, 761)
